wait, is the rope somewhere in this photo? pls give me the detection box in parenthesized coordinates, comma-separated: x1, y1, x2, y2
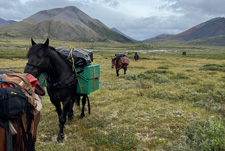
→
(76, 47, 92, 63)
(59, 46, 84, 93)
(93, 65, 95, 91)
(70, 46, 83, 93)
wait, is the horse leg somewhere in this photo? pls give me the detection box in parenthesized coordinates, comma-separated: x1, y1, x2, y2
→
(124, 65, 127, 75)
(80, 95, 86, 118)
(68, 95, 81, 120)
(68, 98, 75, 121)
(50, 97, 62, 122)
(116, 69, 119, 76)
(57, 97, 71, 143)
(75, 95, 81, 107)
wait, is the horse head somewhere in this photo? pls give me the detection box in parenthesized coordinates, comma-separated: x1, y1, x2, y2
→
(24, 38, 51, 77)
(111, 57, 116, 68)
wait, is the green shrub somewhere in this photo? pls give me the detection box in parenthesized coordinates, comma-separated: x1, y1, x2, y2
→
(153, 75, 170, 84)
(200, 64, 225, 72)
(136, 80, 152, 89)
(157, 66, 169, 69)
(88, 128, 139, 151)
(208, 88, 225, 103)
(185, 119, 225, 151)
(145, 69, 170, 74)
(167, 118, 225, 151)
(120, 74, 140, 80)
(171, 73, 190, 79)
(196, 83, 215, 93)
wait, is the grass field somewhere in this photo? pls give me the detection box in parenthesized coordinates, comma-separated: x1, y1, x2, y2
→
(0, 40, 225, 150)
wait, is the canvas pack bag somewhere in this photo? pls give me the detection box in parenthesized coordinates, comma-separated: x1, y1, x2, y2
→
(0, 87, 28, 119)
(56, 46, 93, 68)
(1, 73, 36, 107)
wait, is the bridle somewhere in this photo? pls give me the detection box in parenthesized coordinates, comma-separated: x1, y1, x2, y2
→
(25, 48, 52, 74)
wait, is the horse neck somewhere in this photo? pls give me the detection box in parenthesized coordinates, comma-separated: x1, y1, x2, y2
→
(47, 50, 73, 83)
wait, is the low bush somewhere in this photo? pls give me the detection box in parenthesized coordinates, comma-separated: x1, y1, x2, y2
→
(167, 118, 225, 151)
(185, 119, 225, 151)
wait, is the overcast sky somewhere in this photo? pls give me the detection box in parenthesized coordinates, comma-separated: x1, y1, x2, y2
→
(0, 0, 225, 40)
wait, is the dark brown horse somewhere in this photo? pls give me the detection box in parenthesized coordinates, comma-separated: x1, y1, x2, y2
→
(0, 70, 45, 151)
(112, 54, 129, 76)
(134, 52, 139, 61)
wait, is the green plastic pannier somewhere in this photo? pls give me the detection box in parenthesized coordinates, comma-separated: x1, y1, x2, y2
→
(37, 64, 100, 94)
(76, 64, 100, 94)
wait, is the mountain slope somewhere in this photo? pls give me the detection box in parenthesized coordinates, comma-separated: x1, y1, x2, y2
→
(175, 17, 225, 41)
(0, 6, 134, 42)
(0, 18, 16, 26)
(144, 17, 225, 46)
(111, 27, 134, 41)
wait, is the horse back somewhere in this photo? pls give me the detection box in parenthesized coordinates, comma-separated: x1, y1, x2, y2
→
(122, 56, 129, 65)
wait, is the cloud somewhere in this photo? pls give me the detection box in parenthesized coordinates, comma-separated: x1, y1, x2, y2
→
(0, 0, 224, 40)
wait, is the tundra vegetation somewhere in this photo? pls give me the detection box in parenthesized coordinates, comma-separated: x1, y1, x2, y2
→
(0, 38, 224, 151)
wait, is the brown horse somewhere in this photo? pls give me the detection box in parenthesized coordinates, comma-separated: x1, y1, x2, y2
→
(112, 54, 129, 76)
(0, 70, 45, 151)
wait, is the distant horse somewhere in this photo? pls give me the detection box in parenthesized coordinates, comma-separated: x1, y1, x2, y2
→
(24, 38, 88, 143)
(0, 70, 45, 151)
(134, 52, 139, 61)
(112, 54, 129, 76)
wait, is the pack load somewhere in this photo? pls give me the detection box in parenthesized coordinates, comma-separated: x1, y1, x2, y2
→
(0, 73, 43, 151)
(0, 87, 28, 119)
(42, 47, 100, 95)
(0, 73, 36, 107)
(76, 64, 100, 94)
(56, 46, 93, 68)
(115, 53, 128, 58)
(114, 53, 129, 65)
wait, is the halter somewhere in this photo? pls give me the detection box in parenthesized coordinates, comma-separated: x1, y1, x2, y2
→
(26, 61, 52, 75)
(26, 49, 52, 73)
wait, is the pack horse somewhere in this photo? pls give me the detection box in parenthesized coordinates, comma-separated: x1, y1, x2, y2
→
(24, 38, 99, 143)
(112, 54, 129, 76)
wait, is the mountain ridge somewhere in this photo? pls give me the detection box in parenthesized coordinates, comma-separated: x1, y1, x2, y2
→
(144, 17, 225, 46)
(0, 18, 16, 26)
(0, 6, 134, 43)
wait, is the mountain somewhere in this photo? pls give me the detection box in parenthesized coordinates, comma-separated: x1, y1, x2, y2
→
(175, 17, 225, 41)
(0, 18, 16, 26)
(111, 27, 134, 41)
(144, 17, 225, 46)
(0, 6, 134, 43)
(143, 34, 173, 44)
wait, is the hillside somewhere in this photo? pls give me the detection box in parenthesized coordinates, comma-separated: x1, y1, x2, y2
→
(175, 17, 225, 41)
(143, 34, 173, 44)
(144, 17, 225, 46)
(0, 6, 134, 43)
(0, 18, 16, 26)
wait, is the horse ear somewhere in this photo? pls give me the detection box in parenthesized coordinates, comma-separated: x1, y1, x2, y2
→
(31, 38, 36, 46)
(43, 38, 49, 47)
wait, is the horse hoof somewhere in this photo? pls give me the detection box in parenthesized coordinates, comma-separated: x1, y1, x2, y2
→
(80, 114, 85, 119)
(57, 133, 64, 143)
(68, 114, 74, 121)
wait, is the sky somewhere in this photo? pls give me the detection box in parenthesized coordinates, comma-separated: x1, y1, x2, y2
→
(0, 0, 225, 40)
